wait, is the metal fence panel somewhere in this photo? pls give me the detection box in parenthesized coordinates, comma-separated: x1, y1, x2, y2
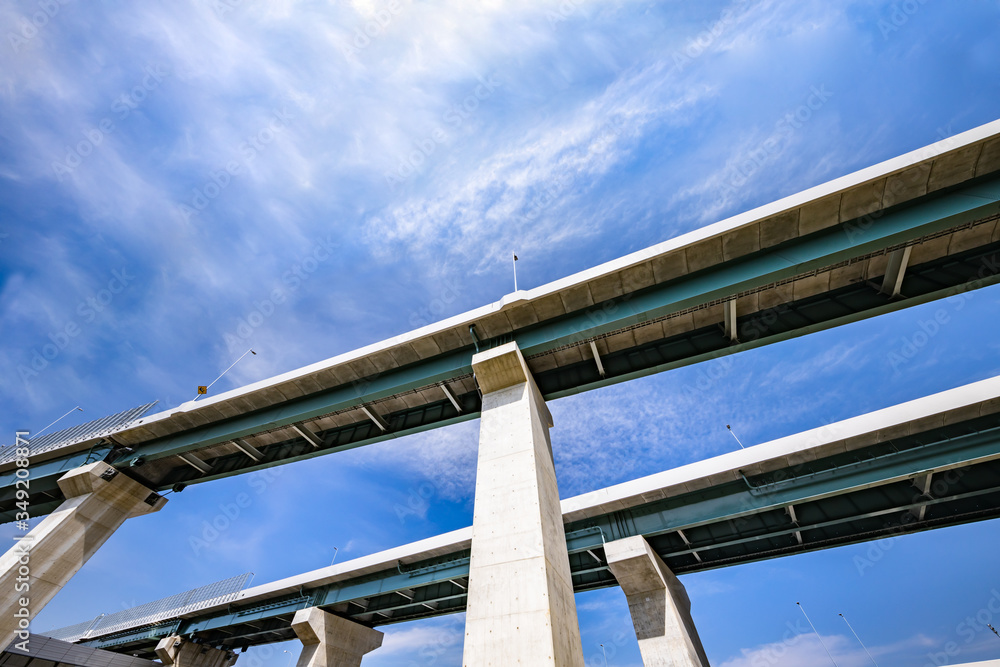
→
(0, 402, 157, 465)
(43, 572, 252, 642)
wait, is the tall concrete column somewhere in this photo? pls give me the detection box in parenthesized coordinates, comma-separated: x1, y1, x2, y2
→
(604, 536, 709, 667)
(155, 635, 238, 667)
(290, 607, 383, 667)
(0, 461, 166, 649)
(462, 342, 584, 666)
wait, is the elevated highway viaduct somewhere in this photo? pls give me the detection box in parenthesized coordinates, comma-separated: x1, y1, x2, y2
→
(4, 119, 1000, 664)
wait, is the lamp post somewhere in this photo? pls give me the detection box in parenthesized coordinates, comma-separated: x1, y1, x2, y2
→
(796, 602, 839, 667)
(839, 613, 879, 666)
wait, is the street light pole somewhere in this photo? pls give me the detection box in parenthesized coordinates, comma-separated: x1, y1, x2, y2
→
(839, 613, 879, 666)
(796, 602, 839, 667)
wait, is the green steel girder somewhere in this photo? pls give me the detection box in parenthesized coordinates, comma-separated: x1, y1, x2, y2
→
(120, 177, 1000, 469)
(155, 399, 481, 489)
(131, 349, 478, 465)
(82, 621, 181, 651)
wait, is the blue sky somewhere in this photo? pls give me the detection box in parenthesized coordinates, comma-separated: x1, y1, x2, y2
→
(2, 0, 1000, 665)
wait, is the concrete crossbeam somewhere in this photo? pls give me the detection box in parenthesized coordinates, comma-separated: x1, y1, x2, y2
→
(605, 536, 709, 667)
(463, 342, 584, 666)
(155, 635, 238, 667)
(0, 462, 165, 650)
(290, 607, 383, 667)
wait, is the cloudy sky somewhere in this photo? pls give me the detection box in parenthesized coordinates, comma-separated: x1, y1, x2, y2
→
(2, 0, 1000, 665)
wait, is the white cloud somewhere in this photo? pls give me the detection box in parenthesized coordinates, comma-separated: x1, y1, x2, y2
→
(718, 631, 936, 667)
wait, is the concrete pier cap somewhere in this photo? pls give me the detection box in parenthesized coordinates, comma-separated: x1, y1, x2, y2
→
(290, 607, 383, 667)
(155, 635, 238, 667)
(605, 536, 710, 667)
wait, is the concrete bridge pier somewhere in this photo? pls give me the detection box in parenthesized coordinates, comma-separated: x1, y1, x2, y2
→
(155, 635, 238, 667)
(290, 607, 383, 667)
(0, 461, 165, 649)
(462, 342, 584, 666)
(605, 536, 710, 667)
